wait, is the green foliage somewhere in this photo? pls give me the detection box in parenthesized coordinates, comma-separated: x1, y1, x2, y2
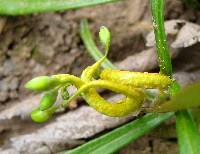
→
(153, 80, 200, 112)
(64, 113, 173, 154)
(26, 25, 172, 119)
(151, 1, 200, 154)
(61, 19, 173, 153)
(18, 0, 200, 153)
(150, 0, 172, 77)
(176, 111, 200, 154)
(0, 0, 120, 15)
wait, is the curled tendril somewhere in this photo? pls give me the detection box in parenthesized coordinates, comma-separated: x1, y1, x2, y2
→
(25, 26, 172, 122)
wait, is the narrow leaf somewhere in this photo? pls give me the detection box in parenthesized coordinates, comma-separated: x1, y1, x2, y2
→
(152, 80, 200, 112)
(0, 0, 120, 15)
(63, 113, 173, 154)
(176, 111, 200, 154)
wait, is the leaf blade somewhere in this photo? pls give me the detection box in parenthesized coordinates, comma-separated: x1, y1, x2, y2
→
(63, 113, 173, 154)
(0, 0, 120, 15)
(176, 111, 200, 154)
(152, 80, 200, 112)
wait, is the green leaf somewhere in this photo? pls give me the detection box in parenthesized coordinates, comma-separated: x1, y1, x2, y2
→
(62, 113, 173, 154)
(152, 80, 200, 112)
(176, 111, 200, 154)
(0, 0, 120, 15)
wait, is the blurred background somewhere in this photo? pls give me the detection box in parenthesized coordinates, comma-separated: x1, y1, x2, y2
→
(0, 0, 200, 153)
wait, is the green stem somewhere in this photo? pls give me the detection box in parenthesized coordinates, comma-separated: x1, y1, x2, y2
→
(151, 0, 172, 77)
(0, 0, 120, 15)
(151, 0, 200, 153)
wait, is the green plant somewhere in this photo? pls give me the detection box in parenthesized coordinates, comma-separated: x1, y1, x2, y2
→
(0, 0, 119, 15)
(3, 0, 198, 153)
(26, 24, 172, 119)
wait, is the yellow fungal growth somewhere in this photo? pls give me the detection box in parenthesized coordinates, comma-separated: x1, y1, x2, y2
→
(100, 69, 171, 89)
(48, 55, 171, 117)
(26, 52, 172, 119)
(25, 26, 173, 122)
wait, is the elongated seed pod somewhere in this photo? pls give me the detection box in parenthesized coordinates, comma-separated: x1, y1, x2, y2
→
(100, 69, 172, 89)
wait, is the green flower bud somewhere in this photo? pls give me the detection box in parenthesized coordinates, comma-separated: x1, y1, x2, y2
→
(39, 89, 58, 111)
(31, 108, 52, 123)
(99, 26, 110, 51)
(25, 76, 60, 92)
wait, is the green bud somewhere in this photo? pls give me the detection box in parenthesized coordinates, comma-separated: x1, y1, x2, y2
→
(99, 26, 110, 51)
(25, 76, 60, 92)
(31, 108, 52, 123)
(39, 89, 58, 111)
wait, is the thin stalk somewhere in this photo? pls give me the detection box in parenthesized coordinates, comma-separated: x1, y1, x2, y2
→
(151, 0, 200, 153)
(151, 0, 172, 77)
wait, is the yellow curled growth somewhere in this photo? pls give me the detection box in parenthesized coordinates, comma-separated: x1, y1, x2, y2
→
(100, 69, 172, 89)
(48, 58, 172, 117)
(27, 26, 174, 122)
(64, 80, 144, 117)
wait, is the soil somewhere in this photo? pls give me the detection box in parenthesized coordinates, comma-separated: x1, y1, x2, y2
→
(0, 0, 200, 153)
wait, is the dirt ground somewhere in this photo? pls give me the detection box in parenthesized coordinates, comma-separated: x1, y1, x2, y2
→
(0, 0, 200, 153)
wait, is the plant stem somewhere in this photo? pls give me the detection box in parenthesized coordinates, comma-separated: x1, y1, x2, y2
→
(151, 0, 172, 77)
(151, 0, 200, 153)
